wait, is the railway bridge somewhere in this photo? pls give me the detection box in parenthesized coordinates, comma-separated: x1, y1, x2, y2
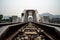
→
(0, 10, 60, 40)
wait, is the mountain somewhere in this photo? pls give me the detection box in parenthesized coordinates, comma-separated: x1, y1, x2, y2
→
(40, 13, 53, 19)
(53, 15, 60, 18)
(3, 16, 10, 19)
(40, 13, 60, 19)
(40, 13, 53, 16)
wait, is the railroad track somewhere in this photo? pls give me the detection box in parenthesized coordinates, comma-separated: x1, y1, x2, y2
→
(0, 22, 60, 40)
(5, 22, 55, 40)
(41, 23, 60, 27)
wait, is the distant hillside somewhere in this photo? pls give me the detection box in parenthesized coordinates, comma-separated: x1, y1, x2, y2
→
(53, 15, 60, 18)
(40, 13, 53, 16)
(40, 13, 53, 19)
(3, 16, 10, 19)
(40, 13, 60, 19)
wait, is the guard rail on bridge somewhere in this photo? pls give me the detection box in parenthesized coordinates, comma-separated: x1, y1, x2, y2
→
(0, 22, 28, 40)
(0, 22, 21, 27)
(33, 22, 60, 40)
(42, 23, 60, 27)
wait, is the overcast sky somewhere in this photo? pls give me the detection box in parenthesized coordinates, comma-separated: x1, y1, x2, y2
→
(0, 0, 60, 17)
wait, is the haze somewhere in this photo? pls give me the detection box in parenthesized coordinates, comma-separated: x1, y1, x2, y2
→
(0, 0, 60, 17)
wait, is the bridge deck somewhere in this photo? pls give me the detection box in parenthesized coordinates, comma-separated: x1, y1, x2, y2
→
(0, 22, 60, 40)
(5, 23, 55, 40)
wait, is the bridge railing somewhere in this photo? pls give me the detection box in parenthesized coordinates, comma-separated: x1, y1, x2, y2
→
(33, 22, 60, 40)
(0, 22, 28, 40)
(41, 22, 60, 27)
(0, 22, 21, 27)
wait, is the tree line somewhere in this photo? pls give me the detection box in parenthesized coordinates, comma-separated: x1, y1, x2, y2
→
(0, 15, 12, 23)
